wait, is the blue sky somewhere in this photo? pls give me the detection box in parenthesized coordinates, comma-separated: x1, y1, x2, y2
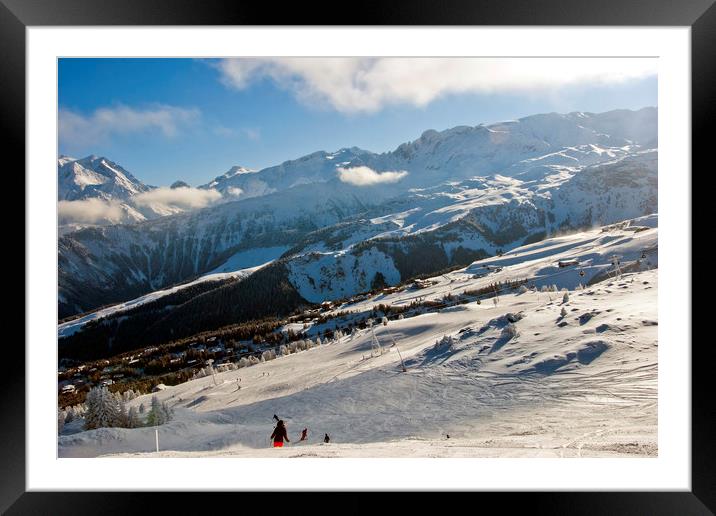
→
(58, 58, 657, 186)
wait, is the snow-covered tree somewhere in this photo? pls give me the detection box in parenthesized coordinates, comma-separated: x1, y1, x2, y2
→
(58, 410, 65, 434)
(560, 306, 567, 318)
(278, 344, 289, 356)
(382, 317, 388, 326)
(434, 335, 454, 349)
(146, 395, 173, 426)
(84, 385, 122, 430)
(562, 292, 570, 304)
(64, 406, 75, 424)
(139, 402, 145, 414)
(518, 285, 529, 294)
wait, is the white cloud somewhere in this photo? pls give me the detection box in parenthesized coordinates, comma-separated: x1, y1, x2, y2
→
(59, 104, 200, 147)
(337, 166, 408, 186)
(226, 186, 244, 197)
(58, 198, 128, 225)
(215, 57, 657, 114)
(132, 186, 222, 211)
(58, 187, 224, 226)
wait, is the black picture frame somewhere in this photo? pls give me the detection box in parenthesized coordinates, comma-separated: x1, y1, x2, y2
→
(3, 0, 711, 512)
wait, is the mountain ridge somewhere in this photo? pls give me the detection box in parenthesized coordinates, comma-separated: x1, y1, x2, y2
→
(58, 107, 657, 318)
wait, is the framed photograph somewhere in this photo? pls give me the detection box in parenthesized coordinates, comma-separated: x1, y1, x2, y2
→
(5, 0, 711, 512)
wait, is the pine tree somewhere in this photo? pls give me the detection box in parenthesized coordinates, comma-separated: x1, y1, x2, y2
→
(146, 395, 172, 426)
(126, 406, 140, 428)
(562, 292, 570, 304)
(139, 402, 145, 414)
(116, 394, 130, 428)
(84, 385, 122, 430)
(163, 400, 174, 422)
(146, 396, 161, 426)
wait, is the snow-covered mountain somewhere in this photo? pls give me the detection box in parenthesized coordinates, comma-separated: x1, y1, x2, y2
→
(284, 149, 657, 302)
(58, 155, 153, 228)
(200, 147, 373, 199)
(58, 108, 657, 318)
(351, 110, 652, 186)
(58, 156, 226, 229)
(59, 155, 153, 202)
(199, 108, 655, 200)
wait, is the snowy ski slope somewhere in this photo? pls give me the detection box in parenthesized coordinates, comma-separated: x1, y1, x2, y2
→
(59, 216, 658, 458)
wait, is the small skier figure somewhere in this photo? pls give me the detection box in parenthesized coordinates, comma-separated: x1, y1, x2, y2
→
(270, 419, 290, 448)
(299, 428, 308, 441)
(324, 433, 330, 443)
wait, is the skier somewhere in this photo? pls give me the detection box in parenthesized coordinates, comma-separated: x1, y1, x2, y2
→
(324, 433, 330, 443)
(270, 419, 290, 448)
(299, 428, 308, 441)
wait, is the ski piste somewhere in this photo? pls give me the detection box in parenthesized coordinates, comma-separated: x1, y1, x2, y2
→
(59, 215, 658, 458)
